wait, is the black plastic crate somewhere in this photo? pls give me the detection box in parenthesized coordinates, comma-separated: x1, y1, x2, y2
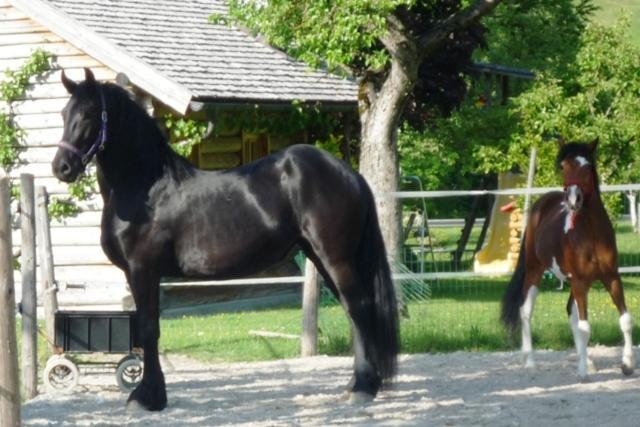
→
(54, 311, 140, 353)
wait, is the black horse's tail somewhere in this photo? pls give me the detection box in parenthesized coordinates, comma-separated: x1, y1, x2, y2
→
(501, 232, 527, 335)
(358, 183, 399, 381)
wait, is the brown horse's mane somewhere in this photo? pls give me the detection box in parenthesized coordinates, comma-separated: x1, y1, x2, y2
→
(555, 142, 595, 168)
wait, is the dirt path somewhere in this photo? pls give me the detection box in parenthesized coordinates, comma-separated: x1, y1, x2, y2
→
(23, 345, 640, 426)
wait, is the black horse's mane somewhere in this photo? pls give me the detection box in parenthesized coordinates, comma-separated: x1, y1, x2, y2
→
(101, 82, 195, 183)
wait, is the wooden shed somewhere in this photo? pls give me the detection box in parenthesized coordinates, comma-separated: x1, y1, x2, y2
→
(1, 0, 357, 308)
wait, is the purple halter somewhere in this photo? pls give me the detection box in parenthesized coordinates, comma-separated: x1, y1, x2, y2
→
(57, 89, 108, 166)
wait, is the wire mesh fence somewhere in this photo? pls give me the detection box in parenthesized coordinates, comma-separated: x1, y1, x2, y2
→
(318, 185, 640, 352)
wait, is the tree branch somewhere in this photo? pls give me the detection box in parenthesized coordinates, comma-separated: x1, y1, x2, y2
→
(416, 0, 503, 58)
(380, 14, 414, 60)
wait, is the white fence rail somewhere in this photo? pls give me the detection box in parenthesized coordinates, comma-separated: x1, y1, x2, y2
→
(389, 183, 640, 199)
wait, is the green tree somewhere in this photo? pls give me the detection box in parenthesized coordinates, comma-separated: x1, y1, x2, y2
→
(399, 0, 596, 192)
(475, 0, 596, 74)
(216, 0, 503, 257)
(480, 15, 640, 188)
(407, 6, 639, 216)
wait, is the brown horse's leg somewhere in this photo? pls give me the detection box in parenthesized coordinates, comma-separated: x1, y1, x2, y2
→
(603, 273, 635, 375)
(568, 282, 591, 378)
(520, 268, 543, 369)
(126, 268, 166, 411)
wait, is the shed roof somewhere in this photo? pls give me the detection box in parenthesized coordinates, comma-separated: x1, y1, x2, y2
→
(9, 0, 358, 114)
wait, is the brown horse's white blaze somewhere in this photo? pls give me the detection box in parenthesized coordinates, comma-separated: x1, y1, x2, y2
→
(502, 138, 634, 379)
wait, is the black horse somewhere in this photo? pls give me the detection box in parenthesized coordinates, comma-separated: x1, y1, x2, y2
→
(52, 68, 399, 411)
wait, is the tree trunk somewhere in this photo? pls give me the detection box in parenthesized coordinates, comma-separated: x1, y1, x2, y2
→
(359, 123, 402, 258)
(357, 0, 504, 256)
(358, 54, 418, 317)
(355, 0, 503, 316)
(359, 58, 418, 260)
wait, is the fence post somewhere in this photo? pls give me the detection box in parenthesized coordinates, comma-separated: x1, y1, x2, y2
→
(35, 186, 58, 352)
(627, 192, 638, 232)
(301, 258, 319, 357)
(20, 174, 37, 399)
(521, 147, 537, 233)
(637, 198, 640, 234)
(0, 171, 21, 426)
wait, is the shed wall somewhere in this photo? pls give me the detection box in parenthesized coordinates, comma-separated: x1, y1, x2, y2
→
(1, 0, 126, 293)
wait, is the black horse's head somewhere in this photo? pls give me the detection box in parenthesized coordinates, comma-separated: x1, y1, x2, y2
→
(556, 137, 599, 212)
(52, 68, 107, 182)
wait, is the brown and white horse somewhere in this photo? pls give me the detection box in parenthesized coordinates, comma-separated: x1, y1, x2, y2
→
(501, 138, 634, 378)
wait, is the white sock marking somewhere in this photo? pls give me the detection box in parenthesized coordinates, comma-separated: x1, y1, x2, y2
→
(620, 312, 635, 372)
(570, 301, 591, 378)
(520, 286, 538, 368)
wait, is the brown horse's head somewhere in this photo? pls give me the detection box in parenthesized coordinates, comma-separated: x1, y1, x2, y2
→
(556, 138, 598, 212)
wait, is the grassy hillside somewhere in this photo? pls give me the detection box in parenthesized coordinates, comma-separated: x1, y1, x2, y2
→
(593, 0, 640, 44)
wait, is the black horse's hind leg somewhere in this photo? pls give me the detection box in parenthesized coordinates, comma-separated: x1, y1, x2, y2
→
(126, 268, 167, 411)
(323, 261, 382, 401)
(346, 310, 382, 401)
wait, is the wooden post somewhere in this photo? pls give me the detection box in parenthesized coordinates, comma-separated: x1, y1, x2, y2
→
(20, 174, 37, 399)
(0, 171, 20, 426)
(522, 148, 537, 234)
(35, 186, 58, 352)
(301, 258, 319, 357)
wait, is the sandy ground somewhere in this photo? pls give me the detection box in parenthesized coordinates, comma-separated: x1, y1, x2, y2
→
(23, 345, 640, 426)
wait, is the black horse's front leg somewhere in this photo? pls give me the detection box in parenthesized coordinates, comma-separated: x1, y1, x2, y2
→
(126, 268, 167, 411)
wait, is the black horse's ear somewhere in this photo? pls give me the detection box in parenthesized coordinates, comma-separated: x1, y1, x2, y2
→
(61, 70, 78, 94)
(589, 137, 599, 152)
(84, 67, 96, 84)
(556, 136, 565, 147)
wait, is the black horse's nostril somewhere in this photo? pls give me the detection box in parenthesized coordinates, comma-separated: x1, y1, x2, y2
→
(59, 161, 71, 176)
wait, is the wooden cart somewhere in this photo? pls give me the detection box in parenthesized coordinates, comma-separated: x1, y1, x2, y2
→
(43, 311, 143, 394)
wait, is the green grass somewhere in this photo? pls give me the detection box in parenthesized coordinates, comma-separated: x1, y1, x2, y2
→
(157, 275, 640, 363)
(593, 0, 640, 45)
(403, 275, 640, 353)
(160, 308, 305, 362)
(158, 220, 640, 362)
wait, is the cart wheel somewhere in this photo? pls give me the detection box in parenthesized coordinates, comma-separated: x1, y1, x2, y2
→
(43, 356, 79, 394)
(116, 356, 143, 392)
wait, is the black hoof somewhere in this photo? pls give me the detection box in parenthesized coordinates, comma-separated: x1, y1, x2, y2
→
(621, 364, 634, 376)
(347, 391, 375, 404)
(346, 371, 382, 398)
(126, 381, 167, 412)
